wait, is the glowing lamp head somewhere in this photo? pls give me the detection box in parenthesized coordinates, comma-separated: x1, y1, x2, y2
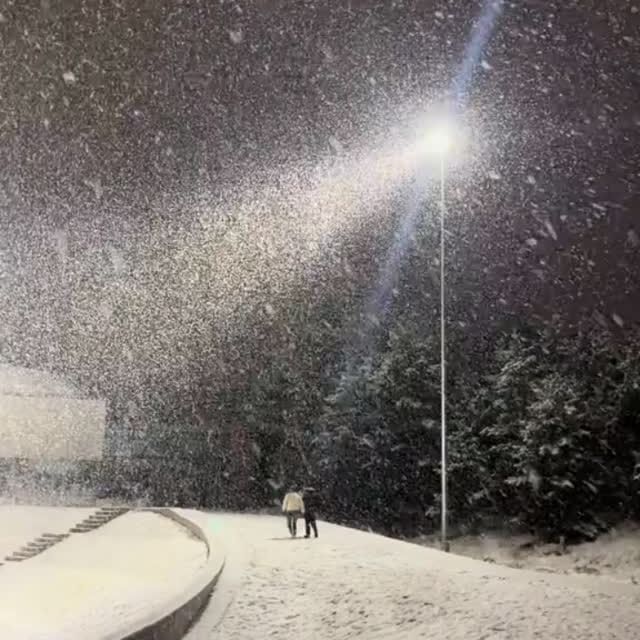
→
(422, 127, 453, 155)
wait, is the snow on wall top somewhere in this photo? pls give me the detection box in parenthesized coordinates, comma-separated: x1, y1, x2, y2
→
(0, 364, 105, 460)
(0, 364, 86, 399)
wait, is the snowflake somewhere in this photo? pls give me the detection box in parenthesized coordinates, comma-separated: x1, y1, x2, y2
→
(62, 71, 77, 85)
(329, 136, 344, 154)
(84, 178, 103, 201)
(543, 220, 558, 241)
(229, 29, 244, 44)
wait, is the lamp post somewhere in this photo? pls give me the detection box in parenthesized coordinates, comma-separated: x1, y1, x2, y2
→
(422, 127, 451, 552)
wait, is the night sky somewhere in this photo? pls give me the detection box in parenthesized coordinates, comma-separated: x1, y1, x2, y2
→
(0, 0, 638, 404)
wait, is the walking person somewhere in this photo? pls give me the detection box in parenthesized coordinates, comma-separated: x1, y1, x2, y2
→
(302, 487, 319, 538)
(282, 486, 304, 537)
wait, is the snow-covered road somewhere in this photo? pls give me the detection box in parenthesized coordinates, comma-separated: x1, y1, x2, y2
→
(183, 512, 640, 640)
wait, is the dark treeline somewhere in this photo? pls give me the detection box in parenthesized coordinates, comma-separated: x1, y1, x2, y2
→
(101, 312, 640, 544)
(93, 199, 640, 543)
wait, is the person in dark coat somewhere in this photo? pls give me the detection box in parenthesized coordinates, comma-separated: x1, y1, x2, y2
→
(302, 487, 319, 538)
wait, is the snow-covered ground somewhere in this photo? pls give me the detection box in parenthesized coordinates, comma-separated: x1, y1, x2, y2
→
(415, 523, 640, 584)
(184, 512, 640, 640)
(0, 509, 208, 639)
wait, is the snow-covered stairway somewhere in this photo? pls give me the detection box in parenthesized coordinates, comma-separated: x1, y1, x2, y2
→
(2, 506, 129, 565)
(69, 506, 129, 533)
(3, 532, 69, 564)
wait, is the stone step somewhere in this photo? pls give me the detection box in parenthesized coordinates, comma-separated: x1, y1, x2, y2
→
(67, 508, 130, 534)
(79, 514, 124, 525)
(84, 517, 111, 524)
(6, 554, 32, 561)
(2, 530, 72, 565)
(22, 544, 50, 552)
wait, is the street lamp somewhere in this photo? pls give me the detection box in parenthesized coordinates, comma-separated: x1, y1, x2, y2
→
(422, 124, 452, 552)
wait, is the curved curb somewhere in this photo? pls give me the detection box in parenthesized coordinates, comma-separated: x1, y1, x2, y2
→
(151, 508, 213, 557)
(105, 508, 225, 640)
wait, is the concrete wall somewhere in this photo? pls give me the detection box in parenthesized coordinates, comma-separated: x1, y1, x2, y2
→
(0, 395, 106, 460)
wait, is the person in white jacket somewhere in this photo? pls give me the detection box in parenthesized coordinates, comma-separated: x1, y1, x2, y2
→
(282, 487, 305, 537)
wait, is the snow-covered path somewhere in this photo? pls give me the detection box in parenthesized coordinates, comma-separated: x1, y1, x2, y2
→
(184, 513, 640, 640)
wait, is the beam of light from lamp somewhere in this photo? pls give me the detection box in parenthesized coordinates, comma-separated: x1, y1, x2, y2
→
(338, 0, 505, 377)
(366, 0, 505, 321)
(452, 0, 505, 109)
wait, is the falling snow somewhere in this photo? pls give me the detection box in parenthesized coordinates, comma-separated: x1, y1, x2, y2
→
(62, 71, 77, 85)
(543, 220, 558, 241)
(612, 313, 625, 328)
(84, 178, 103, 201)
(229, 29, 244, 44)
(0, 4, 638, 634)
(107, 246, 126, 275)
(52, 229, 68, 265)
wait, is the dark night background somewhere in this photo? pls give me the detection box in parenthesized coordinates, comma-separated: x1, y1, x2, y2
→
(0, 0, 639, 534)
